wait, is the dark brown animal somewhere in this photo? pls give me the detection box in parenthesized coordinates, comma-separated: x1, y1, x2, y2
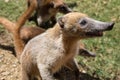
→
(28, 0, 72, 28)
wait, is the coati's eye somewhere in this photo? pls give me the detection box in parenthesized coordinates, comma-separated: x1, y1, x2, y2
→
(80, 19, 87, 25)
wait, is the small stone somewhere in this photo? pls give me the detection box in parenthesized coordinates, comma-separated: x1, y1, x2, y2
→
(1, 77, 5, 80)
(12, 64, 17, 68)
(82, 70, 87, 73)
(5, 0, 9, 2)
(0, 54, 4, 59)
(1, 71, 10, 76)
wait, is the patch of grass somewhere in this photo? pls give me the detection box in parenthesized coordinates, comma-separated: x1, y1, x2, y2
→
(68, 0, 120, 79)
(0, 0, 120, 80)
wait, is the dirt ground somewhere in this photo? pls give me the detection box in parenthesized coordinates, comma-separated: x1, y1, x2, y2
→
(0, 31, 21, 80)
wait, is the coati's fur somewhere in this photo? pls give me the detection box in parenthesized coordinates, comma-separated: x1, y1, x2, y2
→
(28, 0, 72, 28)
(20, 12, 114, 80)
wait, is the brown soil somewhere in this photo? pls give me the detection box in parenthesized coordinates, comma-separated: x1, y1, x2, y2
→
(0, 31, 21, 80)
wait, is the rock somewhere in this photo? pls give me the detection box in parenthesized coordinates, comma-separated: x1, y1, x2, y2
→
(1, 71, 10, 76)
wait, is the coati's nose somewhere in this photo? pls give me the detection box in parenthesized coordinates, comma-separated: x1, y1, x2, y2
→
(106, 22, 115, 30)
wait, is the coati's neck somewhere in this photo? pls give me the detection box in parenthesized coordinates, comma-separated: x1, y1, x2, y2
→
(47, 23, 62, 38)
(62, 35, 79, 54)
(49, 23, 79, 53)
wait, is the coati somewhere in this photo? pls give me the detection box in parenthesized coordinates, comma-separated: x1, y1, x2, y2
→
(28, 0, 72, 28)
(20, 12, 114, 80)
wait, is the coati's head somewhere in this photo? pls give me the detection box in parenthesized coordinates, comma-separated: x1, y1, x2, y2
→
(58, 12, 115, 39)
(35, 0, 72, 26)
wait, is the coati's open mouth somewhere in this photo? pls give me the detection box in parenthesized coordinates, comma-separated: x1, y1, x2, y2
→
(82, 18, 115, 37)
(86, 31, 103, 37)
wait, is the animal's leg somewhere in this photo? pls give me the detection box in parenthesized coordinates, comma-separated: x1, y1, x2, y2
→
(38, 64, 55, 80)
(21, 68, 30, 80)
(65, 59, 80, 80)
(54, 59, 80, 80)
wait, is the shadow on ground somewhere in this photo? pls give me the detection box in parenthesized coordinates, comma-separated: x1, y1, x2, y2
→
(0, 44, 16, 56)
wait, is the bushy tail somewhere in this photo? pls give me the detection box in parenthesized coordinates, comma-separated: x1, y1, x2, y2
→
(0, 0, 37, 60)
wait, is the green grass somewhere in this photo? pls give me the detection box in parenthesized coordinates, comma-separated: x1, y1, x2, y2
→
(0, 0, 120, 80)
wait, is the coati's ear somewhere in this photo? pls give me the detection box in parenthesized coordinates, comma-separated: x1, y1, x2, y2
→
(58, 17, 65, 28)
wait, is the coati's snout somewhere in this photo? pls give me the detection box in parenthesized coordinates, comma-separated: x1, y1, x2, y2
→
(79, 17, 115, 37)
(49, 1, 72, 14)
(58, 4, 72, 13)
(58, 12, 115, 38)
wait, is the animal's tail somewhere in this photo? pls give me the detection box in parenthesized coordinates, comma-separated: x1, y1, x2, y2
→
(0, 16, 25, 60)
(0, 0, 37, 60)
(0, 17, 15, 32)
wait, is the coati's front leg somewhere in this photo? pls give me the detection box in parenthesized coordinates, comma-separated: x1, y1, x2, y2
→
(64, 59, 80, 80)
(38, 64, 55, 80)
(54, 59, 80, 80)
(38, 59, 80, 80)
(21, 67, 30, 80)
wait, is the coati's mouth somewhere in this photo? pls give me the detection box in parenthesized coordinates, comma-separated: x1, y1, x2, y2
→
(86, 31, 103, 37)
